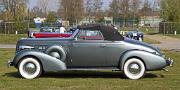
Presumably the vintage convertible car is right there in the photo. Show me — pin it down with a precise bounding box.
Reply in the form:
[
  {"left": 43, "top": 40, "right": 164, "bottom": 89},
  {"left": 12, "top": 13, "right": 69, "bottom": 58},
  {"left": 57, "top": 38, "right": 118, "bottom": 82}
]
[{"left": 8, "top": 24, "right": 173, "bottom": 80}]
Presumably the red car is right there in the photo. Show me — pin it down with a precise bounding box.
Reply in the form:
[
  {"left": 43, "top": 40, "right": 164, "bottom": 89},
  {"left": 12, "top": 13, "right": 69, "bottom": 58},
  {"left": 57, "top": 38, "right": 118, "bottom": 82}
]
[
  {"left": 33, "top": 32, "right": 72, "bottom": 38},
  {"left": 28, "top": 27, "right": 73, "bottom": 38}
]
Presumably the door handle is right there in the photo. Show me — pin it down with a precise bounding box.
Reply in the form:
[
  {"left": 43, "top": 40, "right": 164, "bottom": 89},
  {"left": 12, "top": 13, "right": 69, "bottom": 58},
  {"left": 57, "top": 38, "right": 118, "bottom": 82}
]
[{"left": 100, "top": 44, "right": 106, "bottom": 48}]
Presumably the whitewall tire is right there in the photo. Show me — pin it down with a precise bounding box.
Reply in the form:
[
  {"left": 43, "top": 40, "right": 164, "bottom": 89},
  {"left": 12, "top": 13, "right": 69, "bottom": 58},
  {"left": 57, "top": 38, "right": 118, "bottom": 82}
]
[
  {"left": 123, "top": 58, "right": 145, "bottom": 80},
  {"left": 18, "top": 57, "right": 42, "bottom": 79}
]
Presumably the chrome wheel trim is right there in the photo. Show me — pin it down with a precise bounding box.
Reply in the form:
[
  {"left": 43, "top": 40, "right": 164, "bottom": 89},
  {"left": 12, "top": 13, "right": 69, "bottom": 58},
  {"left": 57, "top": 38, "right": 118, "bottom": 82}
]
[
  {"left": 128, "top": 63, "right": 141, "bottom": 75},
  {"left": 23, "top": 62, "right": 37, "bottom": 75}
]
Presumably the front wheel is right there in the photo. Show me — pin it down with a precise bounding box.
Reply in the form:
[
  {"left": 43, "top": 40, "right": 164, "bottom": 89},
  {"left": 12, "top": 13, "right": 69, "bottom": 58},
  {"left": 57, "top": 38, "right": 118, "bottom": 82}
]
[
  {"left": 123, "top": 58, "right": 145, "bottom": 80},
  {"left": 18, "top": 57, "right": 42, "bottom": 79}
]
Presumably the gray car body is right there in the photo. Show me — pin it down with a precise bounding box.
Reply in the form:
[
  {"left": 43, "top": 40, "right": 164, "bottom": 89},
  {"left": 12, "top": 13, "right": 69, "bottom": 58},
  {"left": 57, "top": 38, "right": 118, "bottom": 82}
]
[{"left": 11, "top": 28, "right": 168, "bottom": 72}]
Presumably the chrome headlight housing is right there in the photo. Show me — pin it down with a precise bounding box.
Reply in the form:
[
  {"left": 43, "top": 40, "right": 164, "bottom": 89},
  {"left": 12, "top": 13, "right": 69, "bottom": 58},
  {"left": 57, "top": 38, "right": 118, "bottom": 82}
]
[{"left": 19, "top": 45, "right": 35, "bottom": 50}]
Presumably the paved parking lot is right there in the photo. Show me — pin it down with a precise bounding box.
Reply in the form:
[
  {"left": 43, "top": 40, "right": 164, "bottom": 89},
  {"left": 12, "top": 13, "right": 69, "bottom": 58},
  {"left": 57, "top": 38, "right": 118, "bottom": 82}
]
[
  {"left": 0, "top": 44, "right": 16, "bottom": 48},
  {"left": 145, "top": 35, "right": 180, "bottom": 51}
]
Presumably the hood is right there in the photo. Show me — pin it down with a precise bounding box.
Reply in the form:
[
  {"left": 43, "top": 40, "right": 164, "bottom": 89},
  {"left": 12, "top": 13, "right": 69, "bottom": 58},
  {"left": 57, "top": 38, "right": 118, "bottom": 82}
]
[{"left": 124, "top": 37, "right": 162, "bottom": 55}]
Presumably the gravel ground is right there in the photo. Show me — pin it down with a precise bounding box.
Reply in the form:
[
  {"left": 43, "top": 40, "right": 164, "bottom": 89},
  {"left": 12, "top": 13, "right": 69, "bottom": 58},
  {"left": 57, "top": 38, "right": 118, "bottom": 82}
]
[
  {"left": 0, "top": 44, "right": 16, "bottom": 48},
  {"left": 145, "top": 35, "right": 180, "bottom": 51}
]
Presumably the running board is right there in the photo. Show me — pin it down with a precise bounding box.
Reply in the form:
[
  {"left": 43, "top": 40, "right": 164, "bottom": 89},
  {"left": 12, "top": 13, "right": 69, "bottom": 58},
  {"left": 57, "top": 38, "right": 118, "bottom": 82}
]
[{"left": 67, "top": 67, "right": 120, "bottom": 71}]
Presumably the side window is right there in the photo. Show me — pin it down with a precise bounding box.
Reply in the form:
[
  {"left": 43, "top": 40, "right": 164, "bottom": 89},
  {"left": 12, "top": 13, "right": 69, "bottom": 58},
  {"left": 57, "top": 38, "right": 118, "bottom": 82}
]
[
  {"left": 77, "top": 30, "right": 104, "bottom": 40},
  {"left": 77, "top": 30, "right": 86, "bottom": 40}
]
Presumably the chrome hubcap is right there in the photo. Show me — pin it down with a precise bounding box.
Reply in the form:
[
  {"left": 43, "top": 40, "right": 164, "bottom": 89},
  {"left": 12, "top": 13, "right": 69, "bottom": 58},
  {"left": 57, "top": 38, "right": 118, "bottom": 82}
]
[
  {"left": 24, "top": 63, "right": 36, "bottom": 75},
  {"left": 128, "top": 63, "right": 141, "bottom": 74}
]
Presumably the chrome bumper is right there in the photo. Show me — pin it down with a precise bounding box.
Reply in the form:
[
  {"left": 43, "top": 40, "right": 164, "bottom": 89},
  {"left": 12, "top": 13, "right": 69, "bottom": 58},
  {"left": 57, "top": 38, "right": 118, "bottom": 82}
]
[
  {"left": 7, "top": 60, "right": 14, "bottom": 67},
  {"left": 166, "top": 58, "right": 173, "bottom": 67}
]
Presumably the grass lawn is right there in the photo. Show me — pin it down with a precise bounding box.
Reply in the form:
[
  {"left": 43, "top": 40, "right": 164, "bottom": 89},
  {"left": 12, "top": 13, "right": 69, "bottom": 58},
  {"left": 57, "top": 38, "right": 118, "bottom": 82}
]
[
  {"left": 0, "top": 34, "right": 27, "bottom": 44},
  {"left": 165, "top": 34, "right": 180, "bottom": 39},
  {"left": 144, "top": 37, "right": 161, "bottom": 44},
  {"left": 0, "top": 48, "right": 180, "bottom": 90}
]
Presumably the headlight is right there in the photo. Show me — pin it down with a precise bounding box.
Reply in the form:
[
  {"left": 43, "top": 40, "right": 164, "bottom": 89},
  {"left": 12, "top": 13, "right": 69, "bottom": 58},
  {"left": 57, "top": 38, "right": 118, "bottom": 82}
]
[{"left": 19, "top": 45, "right": 35, "bottom": 50}]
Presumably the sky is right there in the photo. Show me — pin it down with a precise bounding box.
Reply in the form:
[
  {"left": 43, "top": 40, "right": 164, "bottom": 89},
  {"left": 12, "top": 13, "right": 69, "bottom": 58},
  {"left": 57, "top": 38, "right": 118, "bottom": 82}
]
[
  {"left": 28, "top": 0, "right": 156, "bottom": 11},
  {"left": 28, "top": 0, "right": 59, "bottom": 11}
]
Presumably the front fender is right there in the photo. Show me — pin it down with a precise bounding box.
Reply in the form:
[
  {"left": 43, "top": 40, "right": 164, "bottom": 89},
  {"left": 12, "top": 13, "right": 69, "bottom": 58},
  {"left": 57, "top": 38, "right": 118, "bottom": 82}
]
[
  {"left": 119, "top": 50, "right": 166, "bottom": 71},
  {"left": 13, "top": 50, "right": 67, "bottom": 72}
]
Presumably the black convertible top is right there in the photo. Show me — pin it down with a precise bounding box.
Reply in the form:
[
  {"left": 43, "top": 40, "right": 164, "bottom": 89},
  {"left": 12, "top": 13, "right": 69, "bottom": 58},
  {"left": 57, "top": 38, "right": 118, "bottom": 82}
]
[{"left": 77, "top": 24, "right": 124, "bottom": 41}]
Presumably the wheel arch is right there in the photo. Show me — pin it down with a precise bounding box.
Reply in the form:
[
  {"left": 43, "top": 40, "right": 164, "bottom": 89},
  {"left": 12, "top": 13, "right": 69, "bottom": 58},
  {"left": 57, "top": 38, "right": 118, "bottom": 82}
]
[
  {"left": 13, "top": 50, "right": 67, "bottom": 72},
  {"left": 118, "top": 49, "right": 167, "bottom": 71},
  {"left": 118, "top": 50, "right": 147, "bottom": 70}
]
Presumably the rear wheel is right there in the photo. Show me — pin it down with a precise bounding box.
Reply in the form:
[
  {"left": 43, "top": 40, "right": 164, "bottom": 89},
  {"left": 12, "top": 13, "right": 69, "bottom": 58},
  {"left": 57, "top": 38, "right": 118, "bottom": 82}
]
[
  {"left": 123, "top": 58, "right": 145, "bottom": 80},
  {"left": 18, "top": 57, "right": 42, "bottom": 79}
]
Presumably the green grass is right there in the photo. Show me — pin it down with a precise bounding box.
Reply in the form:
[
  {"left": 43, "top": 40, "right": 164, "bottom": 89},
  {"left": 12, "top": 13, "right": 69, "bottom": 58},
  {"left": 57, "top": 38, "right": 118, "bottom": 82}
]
[
  {"left": 164, "top": 34, "right": 180, "bottom": 39},
  {"left": 0, "top": 34, "right": 27, "bottom": 44},
  {"left": 0, "top": 48, "right": 180, "bottom": 90},
  {"left": 144, "top": 37, "right": 161, "bottom": 44}
]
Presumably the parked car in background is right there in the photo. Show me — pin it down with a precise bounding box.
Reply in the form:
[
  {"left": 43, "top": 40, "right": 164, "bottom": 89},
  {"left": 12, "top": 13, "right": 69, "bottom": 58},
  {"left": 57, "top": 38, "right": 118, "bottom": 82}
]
[
  {"left": 8, "top": 24, "right": 173, "bottom": 80},
  {"left": 126, "top": 29, "right": 144, "bottom": 42},
  {"left": 28, "top": 26, "right": 73, "bottom": 38}
]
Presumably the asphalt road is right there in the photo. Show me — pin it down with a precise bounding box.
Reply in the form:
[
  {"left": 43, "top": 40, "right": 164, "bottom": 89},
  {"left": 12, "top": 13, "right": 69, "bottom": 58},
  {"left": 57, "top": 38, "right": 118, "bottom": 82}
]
[{"left": 0, "top": 44, "right": 16, "bottom": 48}]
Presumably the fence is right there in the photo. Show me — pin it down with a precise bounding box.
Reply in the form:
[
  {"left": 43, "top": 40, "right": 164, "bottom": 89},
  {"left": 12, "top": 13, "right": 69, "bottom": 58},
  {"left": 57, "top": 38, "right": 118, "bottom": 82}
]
[
  {"left": 159, "top": 22, "right": 180, "bottom": 34},
  {"left": 0, "top": 22, "right": 31, "bottom": 34},
  {"left": 0, "top": 21, "right": 70, "bottom": 34}
]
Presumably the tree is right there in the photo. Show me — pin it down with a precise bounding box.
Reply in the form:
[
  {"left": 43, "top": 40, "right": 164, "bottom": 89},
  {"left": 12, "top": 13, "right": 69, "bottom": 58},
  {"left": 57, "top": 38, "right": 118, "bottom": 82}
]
[
  {"left": 141, "top": 0, "right": 152, "bottom": 16},
  {"left": 119, "top": 0, "right": 131, "bottom": 27},
  {"left": 2, "top": 0, "right": 29, "bottom": 16},
  {"left": 160, "top": 0, "right": 180, "bottom": 22},
  {"left": 140, "top": 0, "right": 152, "bottom": 25},
  {"left": 59, "top": 0, "right": 84, "bottom": 25},
  {"left": 92, "top": 0, "right": 103, "bottom": 22},
  {"left": 30, "top": 6, "right": 44, "bottom": 18},
  {"left": 45, "top": 11, "right": 57, "bottom": 26},
  {"left": 109, "top": 0, "right": 121, "bottom": 24},
  {"left": 85, "top": 0, "right": 94, "bottom": 23},
  {"left": 38, "top": 0, "right": 49, "bottom": 16},
  {"left": 130, "top": 0, "right": 141, "bottom": 27},
  {"left": 14, "top": 3, "right": 27, "bottom": 33}
]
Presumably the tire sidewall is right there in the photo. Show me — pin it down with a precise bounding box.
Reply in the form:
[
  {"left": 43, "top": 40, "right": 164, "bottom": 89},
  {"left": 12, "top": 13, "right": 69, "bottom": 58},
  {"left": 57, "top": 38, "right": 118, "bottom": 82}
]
[
  {"left": 18, "top": 57, "right": 42, "bottom": 79},
  {"left": 123, "top": 58, "right": 145, "bottom": 80}
]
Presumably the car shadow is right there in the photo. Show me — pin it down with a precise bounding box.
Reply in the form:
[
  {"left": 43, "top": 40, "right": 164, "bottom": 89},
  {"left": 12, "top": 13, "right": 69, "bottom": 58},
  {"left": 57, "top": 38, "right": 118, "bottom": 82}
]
[{"left": 3, "top": 71, "right": 164, "bottom": 79}]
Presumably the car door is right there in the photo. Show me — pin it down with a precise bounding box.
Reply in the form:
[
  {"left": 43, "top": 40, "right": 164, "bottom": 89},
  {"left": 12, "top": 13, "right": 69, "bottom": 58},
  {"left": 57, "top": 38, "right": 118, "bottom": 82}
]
[
  {"left": 104, "top": 41, "right": 125, "bottom": 67},
  {"left": 69, "top": 30, "right": 107, "bottom": 67}
]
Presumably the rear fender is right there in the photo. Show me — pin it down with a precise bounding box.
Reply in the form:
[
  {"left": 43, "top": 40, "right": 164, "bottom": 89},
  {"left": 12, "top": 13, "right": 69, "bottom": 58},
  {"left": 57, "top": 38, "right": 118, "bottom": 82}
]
[
  {"left": 119, "top": 50, "right": 166, "bottom": 71},
  {"left": 13, "top": 50, "right": 67, "bottom": 72}
]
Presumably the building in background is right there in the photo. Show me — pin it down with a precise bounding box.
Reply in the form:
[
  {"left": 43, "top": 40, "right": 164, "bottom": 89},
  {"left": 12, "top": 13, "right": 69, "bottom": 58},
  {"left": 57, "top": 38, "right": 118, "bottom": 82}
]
[{"left": 139, "top": 11, "right": 162, "bottom": 27}]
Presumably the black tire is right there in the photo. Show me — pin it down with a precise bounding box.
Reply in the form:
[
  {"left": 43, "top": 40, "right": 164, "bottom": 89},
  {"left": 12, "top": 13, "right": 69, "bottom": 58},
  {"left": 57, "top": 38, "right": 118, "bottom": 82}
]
[
  {"left": 18, "top": 57, "right": 42, "bottom": 79},
  {"left": 45, "top": 46, "right": 66, "bottom": 62},
  {"left": 123, "top": 58, "right": 145, "bottom": 80}
]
